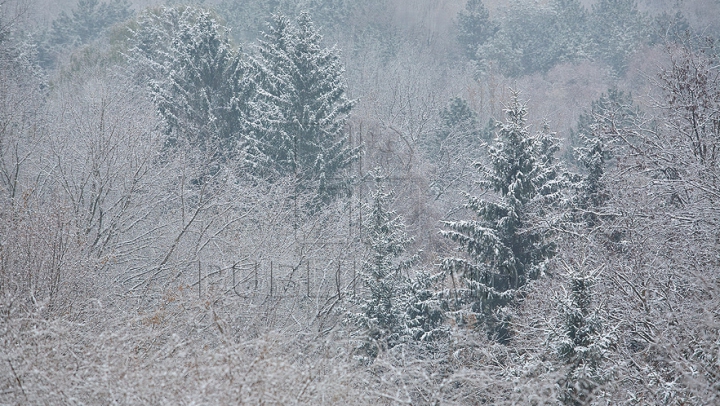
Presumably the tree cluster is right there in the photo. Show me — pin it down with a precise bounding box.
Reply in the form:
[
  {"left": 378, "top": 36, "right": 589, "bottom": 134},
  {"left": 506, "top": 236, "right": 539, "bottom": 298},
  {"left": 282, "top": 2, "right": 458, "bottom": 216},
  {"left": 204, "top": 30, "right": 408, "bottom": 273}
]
[
  {"left": 458, "top": 0, "right": 685, "bottom": 76},
  {"left": 129, "top": 7, "right": 357, "bottom": 204},
  {"left": 2, "top": 0, "right": 720, "bottom": 404}
]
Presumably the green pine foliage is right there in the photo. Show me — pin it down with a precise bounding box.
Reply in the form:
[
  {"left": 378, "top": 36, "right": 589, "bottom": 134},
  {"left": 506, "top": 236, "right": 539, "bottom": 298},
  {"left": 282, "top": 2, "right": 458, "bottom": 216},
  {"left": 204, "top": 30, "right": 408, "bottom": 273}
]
[
  {"left": 573, "top": 133, "right": 608, "bottom": 224},
  {"left": 555, "top": 263, "right": 613, "bottom": 405},
  {"left": 438, "top": 97, "right": 492, "bottom": 143},
  {"left": 130, "top": 6, "right": 250, "bottom": 162},
  {"left": 403, "top": 270, "right": 448, "bottom": 343},
  {"left": 348, "top": 171, "right": 447, "bottom": 358},
  {"left": 571, "top": 88, "right": 639, "bottom": 225},
  {"left": 650, "top": 11, "right": 692, "bottom": 46},
  {"left": 441, "top": 94, "right": 564, "bottom": 343},
  {"left": 247, "top": 12, "right": 358, "bottom": 205},
  {"left": 50, "top": 0, "right": 133, "bottom": 47},
  {"left": 550, "top": 0, "right": 591, "bottom": 63},
  {"left": 217, "top": 0, "right": 362, "bottom": 43},
  {"left": 349, "top": 171, "right": 416, "bottom": 359},
  {"left": 425, "top": 97, "right": 493, "bottom": 200},
  {"left": 459, "top": 0, "right": 658, "bottom": 77},
  {"left": 425, "top": 97, "right": 491, "bottom": 158},
  {"left": 39, "top": 0, "right": 133, "bottom": 67},
  {"left": 468, "top": 0, "right": 588, "bottom": 77},
  {"left": 456, "top": 0, "right": 497, "bottom": 60},
  {"left": 476, "top": 1, "right": 553, "bottom": 76},
  {"left": 589, "top": 0, "right": 649, "bottom": 75}
]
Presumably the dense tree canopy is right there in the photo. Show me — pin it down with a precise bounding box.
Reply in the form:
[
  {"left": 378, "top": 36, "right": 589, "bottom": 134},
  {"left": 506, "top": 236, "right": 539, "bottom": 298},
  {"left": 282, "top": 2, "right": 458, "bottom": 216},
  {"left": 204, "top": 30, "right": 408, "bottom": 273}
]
[{"left": 51, "top": 0, "right": 132, "bottom": 46}]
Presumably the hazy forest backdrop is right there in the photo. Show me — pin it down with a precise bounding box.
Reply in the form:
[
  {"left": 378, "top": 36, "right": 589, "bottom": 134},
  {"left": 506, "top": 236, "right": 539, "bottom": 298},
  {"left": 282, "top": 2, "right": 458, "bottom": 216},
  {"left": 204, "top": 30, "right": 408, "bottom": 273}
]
[{"left": 2, "top": 0, "right": 720, "bottom": 404}]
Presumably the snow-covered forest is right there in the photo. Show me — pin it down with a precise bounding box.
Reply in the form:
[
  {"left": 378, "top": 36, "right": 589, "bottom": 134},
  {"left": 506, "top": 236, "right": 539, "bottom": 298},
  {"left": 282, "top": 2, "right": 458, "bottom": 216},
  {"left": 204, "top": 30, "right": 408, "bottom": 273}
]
[{"left": 2, "top": 0, "right": 720, "bottom": 404}]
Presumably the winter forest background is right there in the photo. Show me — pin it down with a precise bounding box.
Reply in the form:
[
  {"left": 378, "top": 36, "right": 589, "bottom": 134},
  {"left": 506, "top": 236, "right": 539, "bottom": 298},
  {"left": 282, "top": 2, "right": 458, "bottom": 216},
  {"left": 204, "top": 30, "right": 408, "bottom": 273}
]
[{"left": 1, "top": 0, "right": 720, "bottom": 404}]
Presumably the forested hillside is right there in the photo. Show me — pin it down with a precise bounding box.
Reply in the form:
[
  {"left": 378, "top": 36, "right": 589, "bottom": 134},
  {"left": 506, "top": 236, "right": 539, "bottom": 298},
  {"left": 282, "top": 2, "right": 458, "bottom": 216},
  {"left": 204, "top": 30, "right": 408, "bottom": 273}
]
[{"left": 2, "top": 0, "right": 720, "bottom": 404}]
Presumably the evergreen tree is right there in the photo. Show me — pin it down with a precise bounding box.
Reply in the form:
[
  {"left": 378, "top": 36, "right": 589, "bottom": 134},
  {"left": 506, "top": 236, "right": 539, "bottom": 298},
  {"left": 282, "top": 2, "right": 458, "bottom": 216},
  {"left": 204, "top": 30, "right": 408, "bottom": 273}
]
[
  {"left": 478, "top": 0, "right": 588, "bottom": 77},
  {"left": 130, "top": 6, "right": 250, "bottom": 162},
  {"left": 217, "top": 0, "right": 363, "bottom": 43},
  {"left": 556, "top": 262, "right": 612, "bottom": 405},
  {"left": 571, "top": 88, "right": 638, "bottom": 225},
  {"left": 470, "top": 0, "right": 652, "bottom": 77},
  {"left": 438, "top": 97, "right": 492, "bottom": 143},
  {"left": 425, "top": 97, "right": 491, "bottom": 158},
  {"left": 589, "top": 0, "right": 649, "bottom": 75},
  {"left": 441, "top": 94, "right": 564, "bottom": 342},
  {"left": 403, "top": 270, "right": 448, "bottom": 343},
  {"left": 39, "top": 0, "right": 133, "bottom": 67},
  {"left": 456, "top": 0, "right": 497, "bottom": 60},
  {"left": 247, "top": 12, "right": 358, "bottom": 204},
  {"left": 550, "top": 0, "right": 590, "bottom": 62},
  {"left": 573, "top": 133, "right": 608, "bottom": 223},
  {"left": 50, "top": 0, "right": 133, "bottom": 47},
  {"left": 425, "top": 97, "right": 493, "bottom": 200},
  {"left": 349, "top": 170, "right": 415, "bottom": 359},
  {"left": 650, "top": 11, "right": 692, "bottom": 46}
]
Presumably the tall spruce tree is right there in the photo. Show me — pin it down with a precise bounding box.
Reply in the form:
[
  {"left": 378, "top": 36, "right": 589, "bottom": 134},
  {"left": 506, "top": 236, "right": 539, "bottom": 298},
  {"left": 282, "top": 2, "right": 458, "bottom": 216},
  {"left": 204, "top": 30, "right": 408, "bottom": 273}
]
[
  {"left": 441, "top": 94, "right": 563, "bottom": 342},
  {"left": 456, "top": 0, "right": 497, "bottom": 60},
  {"left": 130, "top": 6, "right": 250, "bottom": 162},
  {"left": 349, "top": 170, "right": 415, "bottom": 359},
  {"left": 431, "top": 97, "right": 492, "bottom": 154},
  {"left": 247, "top": 12, "right": 358, "bottom": 205}
]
